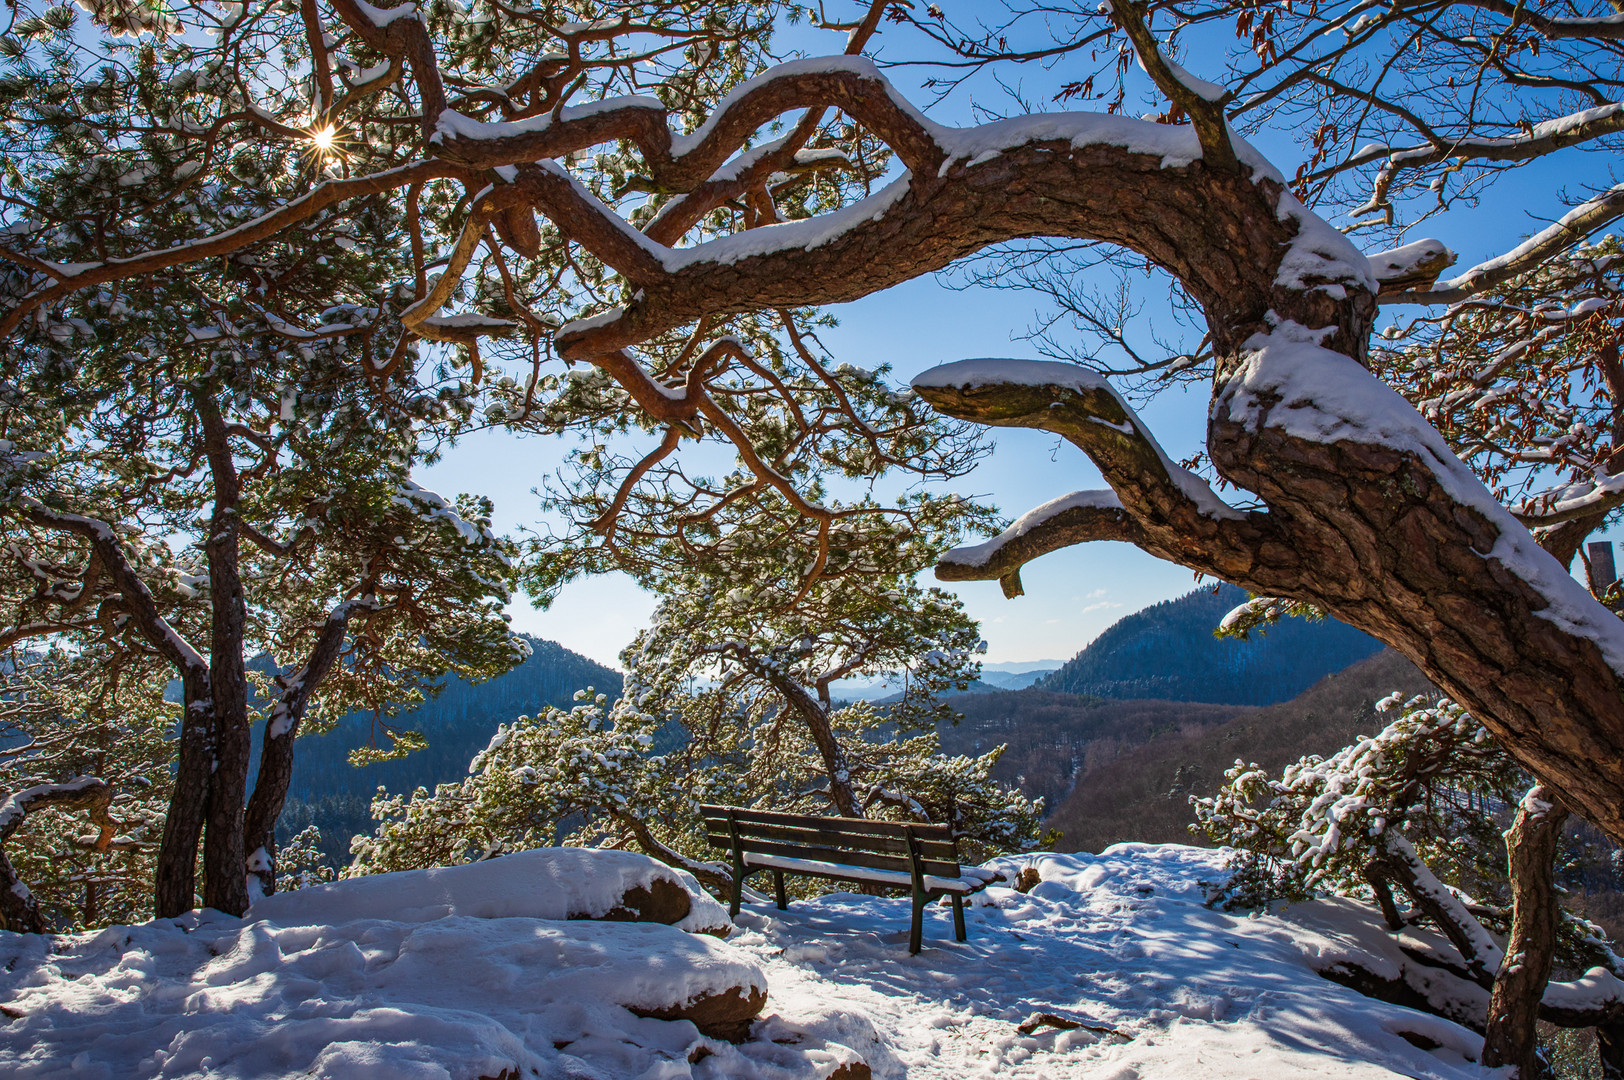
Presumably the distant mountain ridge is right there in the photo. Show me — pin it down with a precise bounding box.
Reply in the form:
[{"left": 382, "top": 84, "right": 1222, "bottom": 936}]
[
  {"left": 1046, "top": 648, "right": 1434, "bottom": 852},
  {"left": 277, "top": 636, "right": 620, "bottom": 860},
  {"left": 1036, "top": 583, "right": 1383, "bottom": 706}
]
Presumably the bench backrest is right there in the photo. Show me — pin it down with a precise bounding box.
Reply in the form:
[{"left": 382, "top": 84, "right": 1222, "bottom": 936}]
[{"left": 698, "top": 804, "right": 962, "bottom": 878}]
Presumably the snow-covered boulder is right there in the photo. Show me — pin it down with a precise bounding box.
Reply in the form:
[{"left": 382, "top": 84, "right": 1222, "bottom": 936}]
[
  {"left": 248, "top": 846, "right": 731, "bottom": 936},
  {"left": 1, "top": 907, "right": 771, "bottom": 1076}
]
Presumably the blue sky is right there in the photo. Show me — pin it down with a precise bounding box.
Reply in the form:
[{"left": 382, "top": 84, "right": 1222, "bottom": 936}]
[{"left": 419, "top": 7, "right": 1617, "bottom": 669}]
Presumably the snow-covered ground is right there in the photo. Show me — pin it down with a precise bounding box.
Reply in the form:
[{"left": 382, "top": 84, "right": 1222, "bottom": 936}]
[{"left": 0, "top": 844, "right": 1501, "bottom": 1079}]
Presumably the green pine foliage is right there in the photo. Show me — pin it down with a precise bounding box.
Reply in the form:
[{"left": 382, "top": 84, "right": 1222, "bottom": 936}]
[
  {"left": 1194, "top": 693, "right": 1624, "bottom": 974},
  {"left": 0, "top": 649, "right": 174, "bottom": 930},
  {"left": 272, "top": 636, "right": 621, "bottom": 864}
]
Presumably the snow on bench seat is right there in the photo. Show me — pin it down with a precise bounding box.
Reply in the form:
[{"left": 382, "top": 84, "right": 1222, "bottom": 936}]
[
  {"left": 700, "top": 804, "right": 1004, "bottom": 953},
  {"left": 740, "top": 852, "right": 995, "bottom": 894}
]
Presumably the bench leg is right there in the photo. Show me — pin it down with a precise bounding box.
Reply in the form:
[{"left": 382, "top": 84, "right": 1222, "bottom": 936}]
[
  {"left": 729, "top": 865, "right": 743, "bottom": 918},
  {"left": 952, "top": 893, "right": 966, "bottom": 942},
  {"left": 773, "top": 869, "right": 787, "bottom": 910},
  {"left": 909, "top": 893, "right": 926, "bottom": 955}
]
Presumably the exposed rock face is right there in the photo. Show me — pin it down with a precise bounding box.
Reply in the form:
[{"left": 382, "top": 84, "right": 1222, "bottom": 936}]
[
  {"left": 588, "top": 876, "right": 690, "bottom": 925},
  {"left": 630, "top": 984, "right": 768, "bottom": 1042}
]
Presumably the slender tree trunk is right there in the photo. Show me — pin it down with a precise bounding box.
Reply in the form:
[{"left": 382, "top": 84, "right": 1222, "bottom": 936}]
[
  {"left": 198, "top": 394, "right": 251, "bottom": 917},
  {"left": 243, "top": 601, "right": 365, "bottom": 895},
  {"left": 768, "top": 675, "right": 861, "bottom": 817},
  {"left": 1483, "top": 785, "right": 1570, "bottom": 1077},
  {"left": 1366, "top": 835, "right": 1501, "bottom": 988},
  {"left": 1601, "top": 1016, "right": 1624, "bottom": 1079}
]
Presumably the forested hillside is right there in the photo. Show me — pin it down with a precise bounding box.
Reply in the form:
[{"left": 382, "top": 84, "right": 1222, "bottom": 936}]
[
  {"left": 1046, "top": 649, "right": 1433, "bottom": 851},
  {"left": 273, "top": 637, "right": 620, "bottom": 862},
  {"left": 1037, "top": 583, "right": 1382, "bottom": 705},
  {"left": 935, "top": 692, "right": 1252, "bottom": 814}
]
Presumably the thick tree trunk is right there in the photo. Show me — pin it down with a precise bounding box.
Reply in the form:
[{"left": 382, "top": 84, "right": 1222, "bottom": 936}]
[
  {"left": 155, "top": 673, "right": 214, "bottom": 918},
  {"left": 1483, "top": 785, "right": 1570, "bottom": 1077},
  {"left": 198, "top": 395, "right": 251, "bottom": 917},
  {"left": 768, "top": 675, "right": 861, "bottom": 817}
]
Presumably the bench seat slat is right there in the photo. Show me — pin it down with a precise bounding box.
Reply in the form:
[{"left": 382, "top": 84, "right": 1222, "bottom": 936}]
[
  {"left": 705, "top": 834, "right": 961, "bottom": 877},
  {"left": 701, "top": 821, "right": 958, "bottom": 860},
  {"left": 739, "top": 852, "right": 986, "bottom": 894}
]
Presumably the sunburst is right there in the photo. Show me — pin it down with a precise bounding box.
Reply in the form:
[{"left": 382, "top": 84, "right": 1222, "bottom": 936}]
[{"left": 302, "top": 124, "right": 349, "bottom": 164}]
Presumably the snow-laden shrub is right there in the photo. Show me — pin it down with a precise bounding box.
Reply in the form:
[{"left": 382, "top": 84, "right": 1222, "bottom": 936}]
[{"left": 1194, "top": 692, "right": 1622, "bottom": 974}]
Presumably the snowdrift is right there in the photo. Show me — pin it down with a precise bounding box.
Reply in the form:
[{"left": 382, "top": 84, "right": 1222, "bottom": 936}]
[
  {"left": 0, "top": 843, "right": 1519, "bottom": 1078},
  {"left": 246, "top": 846, "right": 732, "bottom": 935}
]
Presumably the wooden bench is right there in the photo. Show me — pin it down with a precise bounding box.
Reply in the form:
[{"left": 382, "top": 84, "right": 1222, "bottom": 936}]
[{"left": 699, "top": 804, "right": 1004, "bottom": 954}]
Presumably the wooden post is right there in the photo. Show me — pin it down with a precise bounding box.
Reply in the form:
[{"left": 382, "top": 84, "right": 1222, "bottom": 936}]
[
  {"left": 905, "top": 825, "right": 927, "bottom": 955},
  {"left": 773, "top": 869, "right": 787, "bottom": 910},
  {"left": 726, "top": 808, "right": 745, "bottom": 918}
]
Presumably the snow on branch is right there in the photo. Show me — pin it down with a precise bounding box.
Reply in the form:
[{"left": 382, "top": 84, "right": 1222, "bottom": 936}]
[
  {"left": 0, "top": 777, "right": 115, "bottom": 933},
  {"left": 1367, "top": 239, "right": 1456, "bottom": 295},
  {"left": 430, "top": 56, "right": 945, "bottom": 189},
  {"left": 1514, "top": 470, "right": 1624, "bottom": 527},
  {"left": 1386, "top": 185, "right": 1624, "bottom": 304},
  {"left": 938, "top": 490, "right": 1143, "bottom": 598},
  {"left": 0, "top": 161, "right": 460, "bottom": 340},
  {"left": 12, "top": 501, "right": 206, "bottom": 676},
  {"left": 1458, "top": 0, "right": 1624, "bottom": 41},
  {"left": 1219, "top": 320, "right": 1624, "bottom": 676},
  {"left": 1108, "top": 0, "right": 1238, "bottom": 173},
  {"left": 914, "top": 360, "right": 1259, "bottom": 585},
  {"left": 1352, "top": 104, "right": 1624, "bottom": 224}
]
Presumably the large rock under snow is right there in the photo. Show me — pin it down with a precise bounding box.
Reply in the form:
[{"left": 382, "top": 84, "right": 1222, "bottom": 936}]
[{"left": 247, "top": 847, "right": 731, "bottom": 935}]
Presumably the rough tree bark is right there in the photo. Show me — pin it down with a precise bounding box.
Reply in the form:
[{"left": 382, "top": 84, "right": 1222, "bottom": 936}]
[
  {"left": 196, "top": 393, "right": 251, "bottom": 918},
  {"left": 715, "top": 643, "right": 863, "bottom": 817},
  {"left": 1483, "top": 785, "right": 1570, "bottom": 1076},
  {"left": 11, "top": 480, "right": 368, "bottom": 916}
]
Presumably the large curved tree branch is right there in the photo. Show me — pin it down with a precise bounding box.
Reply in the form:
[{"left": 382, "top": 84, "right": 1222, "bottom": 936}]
[
  {"left": 0, "top": 161, "right": 463, "bottom": 339},
  {"left": 13, "top": 502, "right": 205, "bottom": 677}
]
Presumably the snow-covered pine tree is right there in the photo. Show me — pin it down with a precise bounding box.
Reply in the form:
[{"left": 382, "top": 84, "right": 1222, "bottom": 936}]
[
  {"left": 0, "top": 649, "right": 174, "bottom": 931},
  {"left": 1205, "top": 237, "right": 1624, "bottom": 1075},
  {"left": 1195, "top": 693, "right": 1624, "bottom": 1076},
  {"left": 352, "top": 519, "right": 1048, "bottom": 887},
  {"left": 0, "top": 7, "right": 528, "bottom": 916}
]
